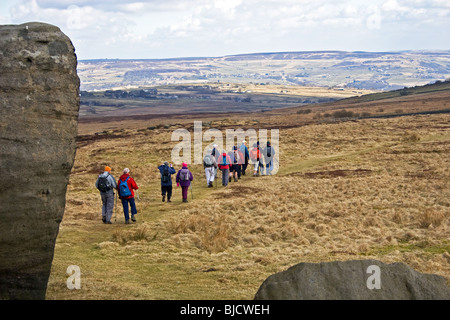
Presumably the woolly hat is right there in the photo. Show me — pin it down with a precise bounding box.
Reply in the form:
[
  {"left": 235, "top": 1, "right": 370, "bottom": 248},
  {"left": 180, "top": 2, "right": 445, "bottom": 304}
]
[
  {"left": 182, "top": 162, "right": 188, "bottom": 168},
  {"left": 105, "top": 166, "right": 111, "bottom": 172}
]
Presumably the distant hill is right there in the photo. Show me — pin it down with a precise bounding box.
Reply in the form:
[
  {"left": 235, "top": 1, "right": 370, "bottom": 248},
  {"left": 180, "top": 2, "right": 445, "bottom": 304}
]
[
  {"left": 283, "top": 78, "right": 450, "bottom": 123},
  {"left": 78, "top": 50, "right": 450, "bottom": 91},
  {"left": 331, "top": 78, "right": 450, "bottom": 105}
]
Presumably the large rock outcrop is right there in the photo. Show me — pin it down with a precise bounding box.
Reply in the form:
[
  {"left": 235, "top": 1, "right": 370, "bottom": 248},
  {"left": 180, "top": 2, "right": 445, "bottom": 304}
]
[
  {"left": 0, "top": 22, "right": 79, "bottom": 299},
  {"left": 254, "top": 259, "right": 450, "bottom": 300}
]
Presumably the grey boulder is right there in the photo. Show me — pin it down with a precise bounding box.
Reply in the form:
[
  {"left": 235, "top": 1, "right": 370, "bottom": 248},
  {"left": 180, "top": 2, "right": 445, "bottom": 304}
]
[
  {"left": 254, "top": 259, "right": 450, "bottom": 300},
  {"left": 0, "top": 22, "right": 79, "bottom": 299}
]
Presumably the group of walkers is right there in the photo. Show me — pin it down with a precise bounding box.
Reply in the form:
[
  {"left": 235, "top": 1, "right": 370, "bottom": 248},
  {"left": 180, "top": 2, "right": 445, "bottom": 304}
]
[
  {"left": 202, "top": 140, "right": 275, "bottom": 187},
  {"left": 95, "top": 141, "right": 275, "bottom": 224}
]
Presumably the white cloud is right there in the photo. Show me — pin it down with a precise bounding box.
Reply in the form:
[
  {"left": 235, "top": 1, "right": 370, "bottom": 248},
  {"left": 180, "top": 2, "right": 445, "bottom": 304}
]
[
  {"left": 3, "top": 0, "right": 450, "bottom": 59},
  {"left": 382, "top": 0, "right": 409, "bottom": 13}
]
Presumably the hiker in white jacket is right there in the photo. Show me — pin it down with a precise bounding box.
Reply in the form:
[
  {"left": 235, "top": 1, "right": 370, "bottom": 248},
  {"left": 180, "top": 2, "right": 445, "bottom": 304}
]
[{"left": 203, "top": 149, "right": 218, "bottom": 187}]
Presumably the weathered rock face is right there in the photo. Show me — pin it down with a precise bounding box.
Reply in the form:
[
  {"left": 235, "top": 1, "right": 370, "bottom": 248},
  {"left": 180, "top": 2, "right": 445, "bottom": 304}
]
[
  {"left": 254, "top": 260, "right": 450, "bottom": 300},
  {"left": 0, "top": 22, "right": 79, "bottom": 299}
]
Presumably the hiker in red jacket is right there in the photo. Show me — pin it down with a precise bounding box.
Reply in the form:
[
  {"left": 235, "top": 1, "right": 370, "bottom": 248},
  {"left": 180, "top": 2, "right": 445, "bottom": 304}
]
[
  {"left": 250, "top": 142, "right": 263, "bottom": 176},
  {"left": 117, "top": 168, "right": 139, "bottom": 224},
  {"left": 217, "top": 151, "right": 232, "bottom": 186}
]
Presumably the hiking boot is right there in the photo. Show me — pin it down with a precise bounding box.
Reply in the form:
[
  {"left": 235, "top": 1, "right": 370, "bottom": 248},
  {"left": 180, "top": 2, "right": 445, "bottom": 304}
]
[
  {"left": 229, "top": 176, "right": 231, "bottom": 183},
  {"left": 125, "top": 219, "right": 130, "bottom": 224},
  {"left": 131, "top": 215, "right": 136, "bottom": 222},
  {"left": 183, "top": 199, "right": 188, "bottom": 203},
  {"left": 102, "top": 217, "right": 106, "bottom": 223},
  {"left": 162, "top": 195, "right": 165, "bottom": 202},
  {"left": 105, "top": 221, "right": 112, "bottom": 224},
  {"left": 168, "top": 197, "right": 171, "bottom": 202}
]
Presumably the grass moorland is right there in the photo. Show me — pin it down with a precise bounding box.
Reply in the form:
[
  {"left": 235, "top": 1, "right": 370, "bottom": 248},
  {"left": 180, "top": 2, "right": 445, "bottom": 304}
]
[{"left": 46, "top": 87, "right": 450, "bottom": 300}]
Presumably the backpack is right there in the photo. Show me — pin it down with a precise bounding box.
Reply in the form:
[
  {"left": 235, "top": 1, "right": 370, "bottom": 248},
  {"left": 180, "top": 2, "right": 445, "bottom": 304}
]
[
  {"left": 204, "top": 155, "right": 213, "bottom": 167},
  {"left": 180, "top": 168, "right": 190, "bottom": 181},
  {"left": 161, "top": 165, "right": 170, "bottom": 183},
  {"left": 233, "top": 151, "right": 240, "bottom": 164},
  {"left": 119, "top": 176, "right": 132, "bottom": 197},
  {"left": 250, "top": 148, "right": 259, "bottom": 161},
  {"left": 97, "top": 174, "right": 111, "bottom": 192}
]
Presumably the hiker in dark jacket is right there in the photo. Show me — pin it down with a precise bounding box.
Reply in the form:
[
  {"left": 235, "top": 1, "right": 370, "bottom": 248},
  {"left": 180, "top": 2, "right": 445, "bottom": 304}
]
[
  {"left": 176, "top": 162, "right": 193, "bottom": 202},
  {"left": 158, "top": 161, "right": 176, "bottom": 202},
  {"left": 117, "top": 168, "right": 139, "bottom": 224},
  {"left": 239, "top": 140, "right": 249, "bottom": 176},
  {"left": 263, "top": 141, "right": 275, "bottom": 175},
  {"left": 229, "top": 146, "right": 244, "bottom": 182},
  {"left": 211, "top": 144, "right": 220, "bottom": 162},
  {"left": 95, "top": 166, "right": 117, "bottom": 224}
]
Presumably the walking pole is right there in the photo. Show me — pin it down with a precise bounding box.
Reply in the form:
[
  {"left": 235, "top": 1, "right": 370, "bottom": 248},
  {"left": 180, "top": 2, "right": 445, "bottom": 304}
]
[
  {"left": 135, "top": 189, "right": 139, "bottom": 213},
  {"left": 136, "top": 189, "right": 142, "bottom": 222},
  {"left": 114, "top": 192, "right": 117, "bottom": 222},
  {"left": 190, "top": 183, "right": 193, "bottom": 200}
]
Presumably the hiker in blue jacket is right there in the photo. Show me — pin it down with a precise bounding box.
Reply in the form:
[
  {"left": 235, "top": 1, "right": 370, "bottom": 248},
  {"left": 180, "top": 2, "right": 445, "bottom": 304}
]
[
  {"left": 117, "top": 168, "right": 139, "bottom": 224},
  {"left": 158, "top": 161, "right": 176, "bottom": 202}
]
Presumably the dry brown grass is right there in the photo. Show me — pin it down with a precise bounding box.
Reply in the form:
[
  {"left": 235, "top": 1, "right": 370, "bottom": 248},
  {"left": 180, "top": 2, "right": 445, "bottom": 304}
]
[{"left": 46, "top": 110, "right": 450, "bottom": 300}]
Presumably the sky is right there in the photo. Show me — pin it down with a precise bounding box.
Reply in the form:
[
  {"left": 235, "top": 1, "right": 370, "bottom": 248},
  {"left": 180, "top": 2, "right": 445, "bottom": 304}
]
[{"left": 1, "top": 0, "right": 449, "bottom": 60}]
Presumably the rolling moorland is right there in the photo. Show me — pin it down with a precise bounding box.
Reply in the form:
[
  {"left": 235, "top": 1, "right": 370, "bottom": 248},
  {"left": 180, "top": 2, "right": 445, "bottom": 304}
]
[
  {"left": 45, "top": 80, "right": 450, "bottom": 299},
  {"left": 79, "top": 83, "right": 376, "bottom": 119}
]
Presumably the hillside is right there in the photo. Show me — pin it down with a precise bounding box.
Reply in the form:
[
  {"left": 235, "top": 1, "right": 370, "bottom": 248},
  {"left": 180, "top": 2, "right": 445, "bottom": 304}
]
[
  {"left": 77, "top": 50, "right": 450, "bottom": 91},
  {"left": 77, "top": 80, "right": 450, "bottom": 136},
  {"left": 46, "top": 80, "right": 450, "bottom": 300},
  {"left": 281, "top": 78, "right": 450, "bottom": 121}
]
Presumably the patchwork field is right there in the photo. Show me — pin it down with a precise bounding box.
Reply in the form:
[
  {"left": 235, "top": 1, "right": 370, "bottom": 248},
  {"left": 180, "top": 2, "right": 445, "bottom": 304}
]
[
  {"left": 46, "top": 84, "right": 450, "bottom": 299},
  {"left": 78, "top": 51, "right": 450, "bottom": 92}
]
